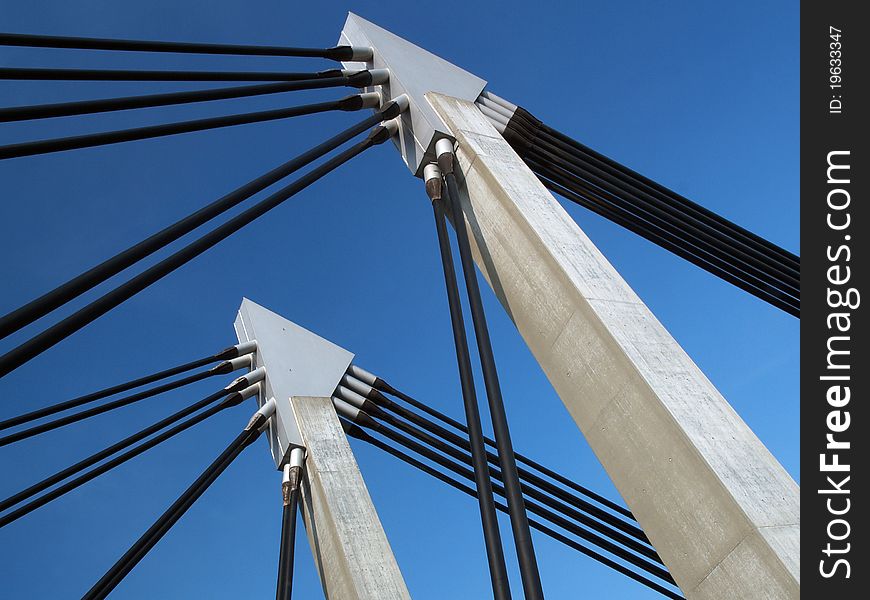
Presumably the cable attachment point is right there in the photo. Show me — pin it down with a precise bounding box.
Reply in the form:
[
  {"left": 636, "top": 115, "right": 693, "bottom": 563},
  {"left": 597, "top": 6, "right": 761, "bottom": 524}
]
[
  {"left": 246, "top": 397, "right": 277, "bottom": 431},
  {"left": 224, "top": 366, "right": 265, "bottom": 392},
  {"left": 210, "top": 354, "right": 252, "bottom": 375},
  {"left": 435, "top": 138, "right": 456, "bottom": 174},
  {"left": 423, "top": 163, "right": 443, "bottom": 202},
  {"left": 216, "top": 339, "right": 257, "bottom": 360},
  {"left": 367, "top": 117, "right": 400, "bottom": 145},
  {"left": 346, "top": 68, "right": 390, "bottom": 88},
  {"left": 338, "top": 91, "right": 382, "bottom": 112},
  {"left": 281, "top": 447, "right": 306, "bottom": 505}
]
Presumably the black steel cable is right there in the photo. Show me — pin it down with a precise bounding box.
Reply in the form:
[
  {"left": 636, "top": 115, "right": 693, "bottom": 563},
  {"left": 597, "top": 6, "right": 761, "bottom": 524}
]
[
  {"left": 0, "top": 371, "right": 258, "bottom": 513},
  {"left": 504, "top": 111, "right": 801, "bottom": 280},
  {"left": 523, "top": 141, "right": 800, "bottom": 295},
  {"left": 81, "top": 408, "right": 269, "bottom": 600},
  {"left": 348, "top": 396, "right": 659, "bottom": 562},
  {"left": 0, "top": 362, "right": 238, "bottom": 447},
  {"left": 275, "top": 501, "right": 298, "bottom": 600},
  {"left": 0, "top": 73, "right": 373, "bottom": 123},
  {"left": 529, "top": 132, "right": 800, "bottom": 285},
  {"left": 0, "top": 345, "right": 240, "bottom": 427},
  {"left": 0, "top": 390, "right": 249, "bottom": 529},
  {"left": 0, "top": 94, "right": 365, "bottom": 160},
  {"left": 430, "top": 194, "right": 512, "bottom": 600},
  {"left": 439, "top": 149, "right": 545, "bottom": 600},
  {"left": 536, "top": 119, "right": 799, "bottom": 269},
  {"left": 500, "top": 113, "right": 800, "bottom": 298},
  {"left": 505, "top": 106, "right": 799, "bottom": 270},
  {"left": 525, "top": 154, "right": 800, "bottom": 313},
  {"left": 367, "top": 375, "right": 635, "bottom": 521},
  {"left": 0, "top": 32, "right": 367, "bottom": 61},
  {"left": 0, "top": 67, "right": 347, "bottom": 81},
  {"left": 348, "top": 388, "right": 652, "bottom": 548},
  {"left": 341, "top": 420, "right": 684, "bottom": 600},
  {"left": 343, "top": 413, "right": 675, "bottom": 586},
  {"left": 529, "top": 159, "right": 800, "bottom": 317},
  {"left": 0, "top": 97, "right": 400, "bottom": 339},
  {"left": 0, "top": 120, "right": 396, "bottom": 377},
  {"left": 488, "top": 103, "right": 802, "bottom": 315},
  {"left": 276, "top": 464, "right": 302, "bottom": 600}
]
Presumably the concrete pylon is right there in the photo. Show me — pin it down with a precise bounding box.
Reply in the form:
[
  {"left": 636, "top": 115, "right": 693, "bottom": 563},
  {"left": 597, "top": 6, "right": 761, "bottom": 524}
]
[
  {"left": 427, "top": 93, "right": 799, "bottom": 598},
  {"left": 233, "top": 299, "right": 410, "bottom": 599},
  {"left": 336, "top": 13, "right": 798, "bottom": 598},
  {"left": 293, "top": 395, "right": 412, "bottom": 600}
]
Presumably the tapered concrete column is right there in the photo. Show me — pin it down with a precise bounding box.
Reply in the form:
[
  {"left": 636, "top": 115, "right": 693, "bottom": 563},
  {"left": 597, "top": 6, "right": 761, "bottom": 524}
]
[
  {"left": 427, "top": 92, "right": 799, "bottom": 599},
  {"left": 291, "top": 396, "right": 411, "bottom": 600}
]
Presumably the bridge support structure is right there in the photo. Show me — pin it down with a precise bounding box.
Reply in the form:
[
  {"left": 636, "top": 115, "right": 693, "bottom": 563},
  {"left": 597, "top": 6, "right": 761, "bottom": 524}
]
[
  {"left": 234, "top": 299, "right": 410, "bottom": 600},
  {"left": 425, "top": 92, "right": 799, "bottom": 599}
]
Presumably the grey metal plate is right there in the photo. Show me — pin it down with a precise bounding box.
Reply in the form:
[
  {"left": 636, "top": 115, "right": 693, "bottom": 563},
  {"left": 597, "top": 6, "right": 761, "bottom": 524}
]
[
  {"left": 234, "top": 298, "right": 354, "bottom": 467},
  {"left": 338, "top": 13, "right": 487, "bottom": 175}
]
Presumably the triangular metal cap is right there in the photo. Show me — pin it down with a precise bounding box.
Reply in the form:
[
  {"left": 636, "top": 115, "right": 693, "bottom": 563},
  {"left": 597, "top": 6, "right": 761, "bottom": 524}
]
[
  {"left": 339, "top": 13, "right": 487, "bottom": 175},
  {"left": 235, "top": 298, "right": 354, "bottom": 467}
]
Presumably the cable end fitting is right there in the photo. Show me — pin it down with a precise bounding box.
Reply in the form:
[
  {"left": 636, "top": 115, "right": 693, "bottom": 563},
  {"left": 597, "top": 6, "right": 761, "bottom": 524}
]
[
  {"left": 359, "top": 91, "right": 382, "bottom": 109},
  {"left": 224, "top": 381, "right": 261, "bottom": 408},
  {"left": 327, "top": 45, "right": 374, "bottom": 62},
  {"left": 225, "top": 366, "right": 265, "bottom": 391},
  {"left": 346, "top": 364, "right": 378, "bottom": 386},
  {"left": 351, "top": 46, "right": 374, "bottom": 61},
  {"left": 380, "top": 94, "right": 409, "bottom": 120},
  {"left": 246, "top": 397, "right": 276, "bottom": 431},
  {"left": 217, "top": 339, "right": 257, "bottom": 360},
  {"left": 281, "top": 447, "right": 305, "bottom": 503},
  {"left": 423, "top": 163, "right": 443, "bottom": 202},
  {"left": 367, "top": 118, "right": 399, "bottom": 145},
  {"left": 338, "top": 91, "right": 381, "bottom": 112},
  {"left": 212, "top": 354, "right": 252, "bottom": 375},
  {"left": 332, "top": 397, "right": 378, "bottom": 429},
  {"left": 368, "top": 68, "right": 390, "bottom": 85},
  {"left": 435, "top": 138, "right": 456, "bottom": 174}
]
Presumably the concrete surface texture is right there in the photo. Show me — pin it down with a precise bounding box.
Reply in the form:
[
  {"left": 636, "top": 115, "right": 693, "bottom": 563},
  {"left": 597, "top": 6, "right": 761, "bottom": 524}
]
[
  {"left": 427, "top": 92, "right": 799, "bottom": 599},
  {"left": 291, "top": 395, "right": 411, "bottom": 600}
]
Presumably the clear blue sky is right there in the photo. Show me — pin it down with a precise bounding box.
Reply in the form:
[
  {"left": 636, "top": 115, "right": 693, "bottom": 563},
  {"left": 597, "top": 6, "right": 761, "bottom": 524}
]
[{"left": 0, "top": 1, "right": 798, "bottom": 598}]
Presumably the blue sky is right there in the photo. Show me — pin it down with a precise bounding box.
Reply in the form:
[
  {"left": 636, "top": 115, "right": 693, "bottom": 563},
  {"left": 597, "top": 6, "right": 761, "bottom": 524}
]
[{"left": 0, "top": 1, "right": 798, "bottom": 598}]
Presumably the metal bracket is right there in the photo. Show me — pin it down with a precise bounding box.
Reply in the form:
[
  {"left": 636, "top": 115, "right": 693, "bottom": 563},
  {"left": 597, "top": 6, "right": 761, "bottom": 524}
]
[
  {"left": 337, "top": 12, "right": 487, "bottom": 177},
  {"left": 234, "top": 298, "right": 354, "bottom": 468}
]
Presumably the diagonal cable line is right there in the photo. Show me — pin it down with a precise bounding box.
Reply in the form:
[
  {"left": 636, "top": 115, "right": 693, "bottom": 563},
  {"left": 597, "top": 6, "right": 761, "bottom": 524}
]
[
  {"left": 477, "top": 92, "right": 801, "bottom": 316},
  {"left": 0, "top": 341, "right": 251, "bottom": 424},
  {"left": 0, "top": 368, "right": 262, "bottom": 514},
  {"left": 479, "top": 93, "right": 799, "bottom": 271},
  {"left": 0, "top": 360, "right": 250, "bottom": 447},
  {"left": 527, "top": 157, "right": 800, "bottom": 312},
  {"left": 0, "top": 384, "right": 261, "bottom": 529},
  {"left": 341, "top": 420, "right": 684, "bottom": 600},
  {"left": 0, "top": 118, "right": 400, "bottom": 377},
  {"left": 0, "top": 32, "right": 372, "bottom": 61},
  {"left": 0, "top": 94, "right": 374, "bottom": 160},
  {"left": 497, "top": 112, "right": 801, "bottom": 304},
  {"left": 438, "top": 141, "right": 545, "bottom": 600},
  {"left": 348, "top": 364, "right": 636, "bottom": 521},
  {"left": 81, "top": 401, "right": 275, "bottom": 600},
  {"left": 336, "top": 382, "right": 652, "bottom": 548},
  {"left": 524, "top": 141, "right": 800, "bottom": 294},
  {"left": 335, "top": 388, "right": 660, "bottom": 563},
  {"left": 532, "top": 162, "right": 800, "bottom": 316},
  {"left": 335, "top": 407, "right": 676, "bottom": 587},
  {"left": 424, "top": 167, "right": 512, "bottom": 600},
  {"left": 537, "top": 118, "right": 800, "bottom": 269},
  {"left": 0, "top": 67, "right": 351, "bottom": 82},
  {"left": 0, "top": 96, "right": 402, "bottom": 339},
  {"left": 0, "top": 73, "right": 375, "bottom": 123}
]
